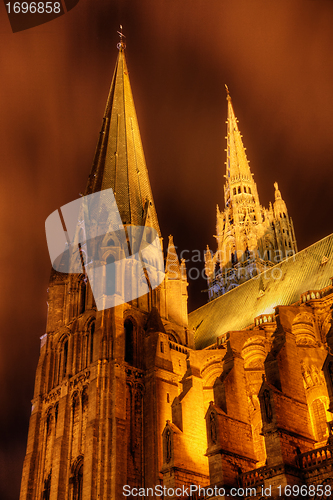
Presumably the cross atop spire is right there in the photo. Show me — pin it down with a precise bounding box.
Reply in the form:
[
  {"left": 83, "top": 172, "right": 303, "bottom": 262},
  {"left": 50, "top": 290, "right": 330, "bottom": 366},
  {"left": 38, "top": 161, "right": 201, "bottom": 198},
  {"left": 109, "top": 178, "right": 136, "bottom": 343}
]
[{"left": 117, "top": 25, "right": 126, "bottom": 50}]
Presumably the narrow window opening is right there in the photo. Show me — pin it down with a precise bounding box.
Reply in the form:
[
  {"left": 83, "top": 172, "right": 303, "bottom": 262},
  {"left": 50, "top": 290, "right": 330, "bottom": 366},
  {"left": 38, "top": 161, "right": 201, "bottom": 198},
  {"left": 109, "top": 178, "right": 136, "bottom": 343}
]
[
  {"left": 244, "top": 186, "right": 247, "bottom": 193},
  {"left": 63, "top": 339, "right": 68, "bottom": 378},
  {"left": 233, "top": 187, "right": 236, "bottom": 195},
  {"left": 73, "top": 464, "right": 83, "bottom": 500},
  {"left": 160, "top": 341, "right": 164, "bottom": 353},
  {"left": 90, "top": 322, "right": 95, "bottom": 364},
  {"left": 124, "top": 319, "right": 134, "bottom": 365},
  {"left": 248, "top": 187, "right": 252, "bottom": 194},
  {"left": 238, "top": 186, "right": 241, "bottom": 194},
  {"left": 43, "top": 473, "right": 51, "bottom": 500},
  {"left": 79, "top": 280, "right": 86, "bottom": 315},
  {"left": 167, "top": 393, "right": 170, "bottom": 403},
  {"left": 106, "top": 255, "right": 116, "bottom": 295}
]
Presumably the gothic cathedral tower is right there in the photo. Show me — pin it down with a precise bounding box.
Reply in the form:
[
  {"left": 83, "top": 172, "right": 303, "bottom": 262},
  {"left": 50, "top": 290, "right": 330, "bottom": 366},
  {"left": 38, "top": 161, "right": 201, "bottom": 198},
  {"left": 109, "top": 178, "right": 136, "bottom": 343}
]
[
  {"left": 205, "top": 89, "right": 297, "bottom": 301},
  {"left": 19, "top": 41, "right": 191, "bottom": 500}
]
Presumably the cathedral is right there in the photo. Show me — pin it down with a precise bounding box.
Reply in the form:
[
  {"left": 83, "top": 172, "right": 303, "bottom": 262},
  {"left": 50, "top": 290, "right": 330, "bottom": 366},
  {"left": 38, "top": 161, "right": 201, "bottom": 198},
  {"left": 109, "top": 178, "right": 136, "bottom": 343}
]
[{"left": 20, "top": 41, "right": 333, "bottom": 500}]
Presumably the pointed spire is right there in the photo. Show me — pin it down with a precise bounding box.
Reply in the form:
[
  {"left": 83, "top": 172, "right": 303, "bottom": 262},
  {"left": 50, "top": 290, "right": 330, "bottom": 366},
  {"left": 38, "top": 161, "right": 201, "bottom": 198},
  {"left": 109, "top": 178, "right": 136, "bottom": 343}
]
[
  {"left": 166, "top": 235, "right": 181, "bottom": 279},
  {"left": 225, "top": 89, "right": 252, "bottom": 183},
  {"left": 274, "top": 182, "right": 282, "bottom": 200},
  {"left": 85, "top": 40, "right": 161, "bottom": 236}
]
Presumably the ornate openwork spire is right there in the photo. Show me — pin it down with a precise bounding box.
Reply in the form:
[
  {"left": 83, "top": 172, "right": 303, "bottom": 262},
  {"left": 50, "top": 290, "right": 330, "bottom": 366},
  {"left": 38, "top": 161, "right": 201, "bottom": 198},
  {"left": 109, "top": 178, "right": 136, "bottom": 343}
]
[
  {"left": 205, "top": 90, "right": 297, "bottom": 301},
  {"left": 225, "top": 89, "right": 252, "bottom": 196}
]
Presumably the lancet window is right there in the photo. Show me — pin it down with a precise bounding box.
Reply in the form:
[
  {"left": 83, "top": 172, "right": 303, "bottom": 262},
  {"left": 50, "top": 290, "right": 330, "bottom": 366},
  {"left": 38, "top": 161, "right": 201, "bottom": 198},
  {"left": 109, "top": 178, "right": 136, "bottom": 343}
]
[
  {"left": 124, "top": 318, "right": 134, "bottom": 365},
  {"left": 106, "top": 254, "right": 116, "bottom": 295}
]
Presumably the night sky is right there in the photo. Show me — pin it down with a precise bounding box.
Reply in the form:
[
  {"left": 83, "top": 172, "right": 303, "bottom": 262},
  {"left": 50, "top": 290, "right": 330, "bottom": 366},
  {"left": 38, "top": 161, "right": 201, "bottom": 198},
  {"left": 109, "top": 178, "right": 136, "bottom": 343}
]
[{"left": 1, "top": 1, "right": 333, "bottom": 498}]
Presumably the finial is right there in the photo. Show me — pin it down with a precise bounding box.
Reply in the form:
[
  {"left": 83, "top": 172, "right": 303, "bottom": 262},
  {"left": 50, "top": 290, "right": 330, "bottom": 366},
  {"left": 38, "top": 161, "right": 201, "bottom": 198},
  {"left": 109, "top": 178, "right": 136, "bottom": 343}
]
[
  {"left": 274, "top": 182, "right": 278, "bottom": 191},
  {"left": 117, "top": 25, "right": 126, "bottom": 50},
  {"left": 225, "top": 84, "right": 230, "bottom": 98}
]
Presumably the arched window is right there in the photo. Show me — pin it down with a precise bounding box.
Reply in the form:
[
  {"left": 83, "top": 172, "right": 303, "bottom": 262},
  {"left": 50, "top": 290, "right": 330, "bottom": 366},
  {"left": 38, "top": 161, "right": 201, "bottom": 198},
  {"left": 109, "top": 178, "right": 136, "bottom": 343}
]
[
  {"left": 310, "top": 399, "right": 328, "bottom": 443},
  {"left": 248, "top": 186, "right": 252, "bottom": 194},
  {"left": 44, "top": 412, "right": 54, "bottom": 479},
  {"left": 233, "top": 187, "right": 236, "bottom": 195},
  {"left": 107, "top": 238, "right": 115, "bottom": 246},
  {"left": 244, "top": 186, "right": 247, "bottom": 193},
  {"left": 124, "top": 319, "right": 134, "bottom": 365},
  {"left": 71, "top": 393, "right": 80, "bottom": 459},
  {"left": 42, "top": 472, "right": 51, "bottom": 500},
  {"left": 238, "top": 186, "right": 241, "bottom": 194},
  {"left": 106, "top": 255, "right": 116, "bottom": 295},
  {"left": 82, "top": 334, "right": 89, "bottom": 370},
  {"left": 62, "top": 339, "right": 68, "bottom": 379},
  {"left": 72, "top": 463, "right": 83, "bottom": 500},
  {"left": 90, "top": 322, "right": 95, "bottom": 364}
]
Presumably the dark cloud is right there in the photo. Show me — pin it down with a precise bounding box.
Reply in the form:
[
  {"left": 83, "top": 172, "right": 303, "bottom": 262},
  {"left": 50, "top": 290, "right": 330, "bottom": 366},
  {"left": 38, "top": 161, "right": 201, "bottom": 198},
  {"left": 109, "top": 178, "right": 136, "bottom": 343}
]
[{"left": 1, "top": 1, "right": 333, "bottom": 498}]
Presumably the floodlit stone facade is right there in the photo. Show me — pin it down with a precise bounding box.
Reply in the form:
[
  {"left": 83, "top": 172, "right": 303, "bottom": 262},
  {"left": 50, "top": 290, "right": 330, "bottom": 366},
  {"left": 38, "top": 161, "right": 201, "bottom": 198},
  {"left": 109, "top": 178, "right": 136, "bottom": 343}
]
[{"left": 20, "top": 44, "right": 333, "bottom": 500}]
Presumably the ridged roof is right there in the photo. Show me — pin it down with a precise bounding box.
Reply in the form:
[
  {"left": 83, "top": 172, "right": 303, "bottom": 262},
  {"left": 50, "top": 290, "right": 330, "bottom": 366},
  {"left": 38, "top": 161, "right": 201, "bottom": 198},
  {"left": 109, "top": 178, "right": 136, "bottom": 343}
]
[
  {"left": 85, "top": 46, "right": 161, "bottom": 236},
  {"left": 189, "top": 233, "right": 333, "bottom": 349}
]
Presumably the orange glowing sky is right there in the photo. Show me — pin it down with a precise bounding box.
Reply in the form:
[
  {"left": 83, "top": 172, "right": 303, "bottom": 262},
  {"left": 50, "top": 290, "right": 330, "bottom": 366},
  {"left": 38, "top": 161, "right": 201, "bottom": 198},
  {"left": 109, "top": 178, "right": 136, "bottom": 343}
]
[{"left": 1, "top": 1, "right": 333, "bottom": 497}]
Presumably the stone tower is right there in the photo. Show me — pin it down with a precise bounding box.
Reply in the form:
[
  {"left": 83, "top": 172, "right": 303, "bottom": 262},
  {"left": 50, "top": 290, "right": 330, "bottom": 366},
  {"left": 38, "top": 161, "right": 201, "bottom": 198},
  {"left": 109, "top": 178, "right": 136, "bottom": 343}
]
[
  {"left": 205, "top": 89, "right": 297, "bottom": 301},
  {"left": 19, "top": 42, "right": 191, "bottom": 500}
]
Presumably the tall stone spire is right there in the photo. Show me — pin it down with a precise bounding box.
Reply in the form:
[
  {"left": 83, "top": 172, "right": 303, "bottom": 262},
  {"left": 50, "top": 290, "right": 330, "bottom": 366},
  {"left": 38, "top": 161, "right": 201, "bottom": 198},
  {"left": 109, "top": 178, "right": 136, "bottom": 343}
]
[
  {"left": 205, "top": 89, "right": 297, "bottom": 301},
  {"left": 85, "top": 43, "right": 161, "bottom": 236},
  {"left": 224, "top": 88, "right": 260, "bottom": 210},
  {"left": 19, "top": 39, "right": 191, "bottom": 500},
  {"left": 224, "top": 88, "right": 255, "bottom": 207}
]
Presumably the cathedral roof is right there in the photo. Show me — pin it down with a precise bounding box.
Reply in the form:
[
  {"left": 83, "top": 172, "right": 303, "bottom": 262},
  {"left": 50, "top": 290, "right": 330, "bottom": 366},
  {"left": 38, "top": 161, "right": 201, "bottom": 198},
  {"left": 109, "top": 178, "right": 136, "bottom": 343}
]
[
  {"left": 190, "top": 233, "right": 333, "bottom": 349},
  {"left": 84, "top": 44, "right": 161, "bottom": 236}
]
